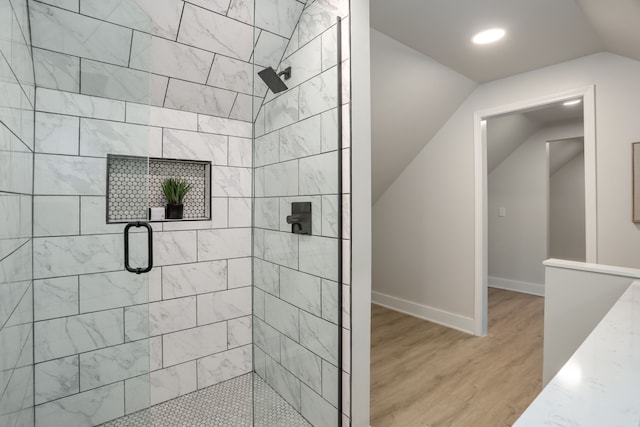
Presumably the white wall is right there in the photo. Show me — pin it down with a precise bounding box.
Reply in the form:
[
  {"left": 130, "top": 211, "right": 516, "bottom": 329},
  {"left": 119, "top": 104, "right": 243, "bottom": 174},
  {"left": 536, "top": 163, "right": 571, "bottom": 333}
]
[
  {"left": 550, "top": 151, "right": 586, "bottom": 261},
  {"left": 373, "top": 52, "right": 640, "bottom": 330},
  {"left": 370, "top": 29, "right": 476, "bottom": 202},
  {"left": 488, "top": 121, "right": 583, "bottom": 289}
]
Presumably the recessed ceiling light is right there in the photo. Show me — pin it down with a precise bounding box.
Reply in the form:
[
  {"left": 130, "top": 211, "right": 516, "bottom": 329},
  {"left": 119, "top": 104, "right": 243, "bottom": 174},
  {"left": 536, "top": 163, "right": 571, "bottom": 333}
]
[
  {"left": 563, "top": 99, "right": 582, "bottom": 106},
  {"left": 472, "top": 28, "right": 506, "bottom": 45}
]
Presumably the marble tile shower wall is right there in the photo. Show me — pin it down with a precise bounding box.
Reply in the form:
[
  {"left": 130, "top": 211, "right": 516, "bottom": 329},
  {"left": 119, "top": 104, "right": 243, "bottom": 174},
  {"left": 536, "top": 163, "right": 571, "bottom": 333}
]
[
  {"left": 25, "top": 0, "right": 306, "bottom": 425},
  {"left": 0, "top": 1, "right": 36, "bottom": 427},
  {"left": 252, "top": 0, "right": 352, "bottom": 426}
]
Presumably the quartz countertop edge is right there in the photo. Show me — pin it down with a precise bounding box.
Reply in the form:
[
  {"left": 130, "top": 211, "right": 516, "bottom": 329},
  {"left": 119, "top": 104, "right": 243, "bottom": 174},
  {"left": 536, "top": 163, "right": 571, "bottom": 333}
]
[{"left": 514, "top": 280, "right": 640, "bottom": 426}]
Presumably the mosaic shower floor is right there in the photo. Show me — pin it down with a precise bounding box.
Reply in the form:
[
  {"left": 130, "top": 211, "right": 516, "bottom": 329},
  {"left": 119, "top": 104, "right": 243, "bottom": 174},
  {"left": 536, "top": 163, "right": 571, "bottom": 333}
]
[{"left": 100, "top": 373, "right": 310, "bottom": 427}]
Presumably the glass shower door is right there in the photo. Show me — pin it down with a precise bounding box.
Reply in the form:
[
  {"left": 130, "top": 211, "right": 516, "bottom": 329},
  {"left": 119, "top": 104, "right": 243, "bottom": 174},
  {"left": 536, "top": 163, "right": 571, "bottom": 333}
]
[{"left": 252, "top": 1, "right": 348, "bottom": 425}]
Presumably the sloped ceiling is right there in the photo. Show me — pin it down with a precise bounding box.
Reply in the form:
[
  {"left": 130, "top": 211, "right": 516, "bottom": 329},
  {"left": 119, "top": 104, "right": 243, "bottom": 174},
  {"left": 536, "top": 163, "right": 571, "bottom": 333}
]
[{"left": 370, "top": 0, "right": 640, "bottom": 202}]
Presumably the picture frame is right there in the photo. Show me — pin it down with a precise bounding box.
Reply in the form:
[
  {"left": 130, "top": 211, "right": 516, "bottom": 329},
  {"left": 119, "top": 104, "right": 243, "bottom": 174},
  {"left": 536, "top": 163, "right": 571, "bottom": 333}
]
[{"left": 633, "top": 142, "right": 640, "bottom": 222}]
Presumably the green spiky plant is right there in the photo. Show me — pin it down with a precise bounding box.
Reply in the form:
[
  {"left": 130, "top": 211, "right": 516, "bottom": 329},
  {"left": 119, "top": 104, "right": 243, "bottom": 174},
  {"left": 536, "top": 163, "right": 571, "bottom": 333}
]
[{"left": 161, "top": 178, "right": 192, "bottom": 205}]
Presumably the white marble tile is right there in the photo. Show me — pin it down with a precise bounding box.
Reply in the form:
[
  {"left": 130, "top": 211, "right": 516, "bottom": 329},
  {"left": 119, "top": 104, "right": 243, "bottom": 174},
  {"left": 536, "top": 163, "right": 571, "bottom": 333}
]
[
  {"left": 0, "top": 281, "right": 29, "bottom": 328},
  {"left": 79, "top": 270, "right": 153, "bottom": 313},
  {"left": 0, "top": 321, "right": 32, "bottom": 371},
  {"left": 80, "top": 117, "right": 162, "bottom": 158},
  {"left": 299, "top": 234, "right": 338, "bottom": 281},
  {"left": 227, "top": 0, "right": 253, "bottom": 24},
  {"left": 254, "top": 345, "right": 267, "bottom": 379},
  {"left": 254, "top": 31, "right": 289, "bottom": 68},
  {"left": 280, "top": 114, "right": 322, "bottom": 161},
  {"left": 253, "top": 288, "right": 266, "bottom": 320},
  {"left": 187, "top": 0, "right": 231, "bottom": 14},
  {"left": 125, "top": 361, "right": 197, "bottom": 414},
  {"left": 35, "top": 112, "right": 79, "bottom": 155},
  {"left": 299, "top": 310, "right": 338, "bottom": 364},
  {"left": 30, "top": 2, "right": 132, "bottom": 67},
  {"left": 126, "top": 103, "right": 198, "bottom": 131},
  {"left": 34, "top": 154, "right": 104, "bottom": 196},
  {"left": 163, "top": 128, "right": 227, "bottom": 164},
  {"left": 228, "top": 136, "right": 252, "bottom": 167},
  {"left": 0, "top": 58, "right": 33, "bottom": 150},
  {"left": 197, "top": 287, "right": 251, "bottom": 325},
  {"left": 265, "top": 87, "right": 299, "bottom": 132},
  {"left": 228, "top": 257, "right": 251, "bottom": 289},
  {"left": 255, "top": 0, "right": 304, "bottom": 38},
  {"left": 34, "top": 309, "right": 124, "bottom": 362},
  {"left": 0, "top": 364, "right": 33, "bottom": 419},
  {"left": 36, "top": 88, "right": 125, "bottom": 121},
  {"left": 281, "top": 36, "right": 322, "bottom": 89},
  {"left": 253, "top": 227, "right": 265, "bottom": 258},
  {"left": 316, "top": 0, "right": 349, "bottom": 19},
  {"left": 34, "top": 355, "right": 79, "bottom": 404},
  {"left": 281, "top": 335, "right": 322, "bottom": 393},
  {"left": 299, "top": 67, "right": 338, "bottom": 120},
  {"left": 263, "top": 160, "right": 298, "bottom": 197},
  {"left": 33, "top": 0, "right": 78, "bottom": 13},
  {"left": 198, "top": 114, "right": 252, "bottom": 138},
  {"left": 228, "top": 198, "right": 251, "bottom": 228},
  {"left": 254, "top": 107, "right": 266, "bottom": 137},
  {"left": 228, "top": 316, "right": 251, "bottom": 348},
  {"left": 254, "top": 317, "right": 280, "bottom": 361},
  {"left": 197, "top": 228, "right": 251, "bottom": 261},
  {"left": 0, "top": 194, "right": 31, "bottom": 240},
  {"left": 255, "top": 131, "right": 280, "bottom": 167},
  {"left": 321, "top": 194, "right": 339, "bottom": 238},
  {"left": 35, "top": 382, "right": 124, "bottom": 427},
  {"left": 265, "top": 355, "right": 301, "bottom": 410},
  {"left": 79, "top": 197, "right": 125, "bottom": 235},
  {"left": 321, "top": 279, "right": 338, "bottom": 324},
  {"left": 299, "top": 1, "right": 337, "bottom": 46},
  {"left": 140, "top": 230, "right": 197, "bottom": 267},
  {"left": 228, "top": 93, "right": 255, "bottom": 122},
  {"left": 129, "top": 31, "right": 213, "bottom": 84},
  {"left": 299, "top": 151, "right": 338, "bottom": 195},
  {"left": 255, "top": 197, "right": 280, "bottom": 230},
  {"left": 162, "top": 323, "right": 227, "bottom": 366},
  {"left": 320, "top": 108, "right": 338, "bottom": 153},
  {"left": 264, "top": 229, "right": 298, "bottom": 269},
  {"left": 165, "top": 79, "right": 237, "bottom": 117},
  {"left": 126, "top": 297, "right": 197, "bottom": 341},
  {"left": 178, "top": 4, "right": 254, "bottom": 61},
  {"left": 162, "top": 260, "right": 227, "bottom": 299},
  {"left": 264, "top": 293, "right": 299, "bottom": 341},
  {"left": 280, "top": 267, "right": 322, "bottom": 316},
  {"left": 33, "top": 48, "right": 79, "bottom": 93},
  {"left": 207, "top": 55, "right": 253, "bottom": 96},
  {"left": 0, "top": 150, "right": 33, "bottom": 195},
  {"left": 0, "top": 240, "right": 32, "bottom": 285},
  {"left": 321, "top": 359, "right": 338, "bottom": 407},
  {"left": 79, "top": 339, "right": 149, "bottom": 390},
  {"left": 81, "top": 0, "right": 184, "bottom": 39},
  {"left": 80, "top": 59, "right": 168, "bottom": 106},
  {"left": 321, "top": 25, "right": 338, "bottom": 71},
  {"left": 33, "top": 234, "right": 121, "bottom": 279},
  {"left": 33, "top": 196, "right": 79, "bottom": 237},
  {"left": 211, "top": 197, "right": 229, "bottom": 229},
  {"left": 283, "top": 24, "right": 299, "bottom": 59},
  {"left": 197, "top": 344, "right": 251, "bottom": 388},
  {"left": 301, "top": 382, "right": 338, "bottom": 427},
  {"left": 253, "top": 258, "right": 279, "bottom": 295},
  {"left": 211, "top": 166, "right": 251, "bottom": 197}
]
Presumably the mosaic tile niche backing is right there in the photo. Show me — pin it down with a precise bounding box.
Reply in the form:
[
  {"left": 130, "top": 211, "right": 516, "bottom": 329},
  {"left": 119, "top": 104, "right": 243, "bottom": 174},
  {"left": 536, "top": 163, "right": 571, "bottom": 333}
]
[{"left": 107, "top": 155, "right": 211, "bottom": 222}]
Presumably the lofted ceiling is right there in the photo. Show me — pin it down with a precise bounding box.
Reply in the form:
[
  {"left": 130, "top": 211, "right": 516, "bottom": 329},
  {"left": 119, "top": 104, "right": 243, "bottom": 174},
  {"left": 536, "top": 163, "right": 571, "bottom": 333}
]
[
  {"left": 370, "top": 0, "right": 640, "bottom": 83},
  {"left": 370, "top": 0, "right": 640, "bottom": 203}
]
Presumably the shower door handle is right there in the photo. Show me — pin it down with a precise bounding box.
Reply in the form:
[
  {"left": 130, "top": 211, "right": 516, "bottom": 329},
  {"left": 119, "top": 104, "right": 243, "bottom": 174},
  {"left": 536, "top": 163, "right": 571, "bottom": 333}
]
[{"left": 124, "top": 222, "right": 153, "bottom": 274}]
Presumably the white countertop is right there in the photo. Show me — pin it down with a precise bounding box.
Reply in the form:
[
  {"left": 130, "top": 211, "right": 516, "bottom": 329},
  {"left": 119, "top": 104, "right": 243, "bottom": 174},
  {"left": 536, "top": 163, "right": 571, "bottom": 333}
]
[{"left": 514, "top": 280, "right": 640, "bottom": 427}]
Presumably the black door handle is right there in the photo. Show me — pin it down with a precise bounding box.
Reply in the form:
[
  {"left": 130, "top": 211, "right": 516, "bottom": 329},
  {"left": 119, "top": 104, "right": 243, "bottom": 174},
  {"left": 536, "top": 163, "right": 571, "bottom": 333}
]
[{"left": 124, "top": 222, "right": 153, "bottom": 274}]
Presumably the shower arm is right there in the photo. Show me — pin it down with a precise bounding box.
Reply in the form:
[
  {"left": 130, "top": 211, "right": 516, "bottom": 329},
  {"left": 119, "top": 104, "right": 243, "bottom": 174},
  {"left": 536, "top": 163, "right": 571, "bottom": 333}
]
[{"left": 278, "top": 67, "right": 292, "bottom": 80}]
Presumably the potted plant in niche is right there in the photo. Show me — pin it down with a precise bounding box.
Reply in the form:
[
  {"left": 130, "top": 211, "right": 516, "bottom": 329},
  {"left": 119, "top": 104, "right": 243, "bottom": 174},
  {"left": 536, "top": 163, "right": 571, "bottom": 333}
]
[{"left": 162, "top": 178, "right": 192, "bottom": 220}]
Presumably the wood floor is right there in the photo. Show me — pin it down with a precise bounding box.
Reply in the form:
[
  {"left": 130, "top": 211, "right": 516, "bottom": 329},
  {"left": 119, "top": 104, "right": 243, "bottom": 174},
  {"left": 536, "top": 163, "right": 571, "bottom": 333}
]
[{"left": 370, "top": 288, "right": 544, "bottom": 427}]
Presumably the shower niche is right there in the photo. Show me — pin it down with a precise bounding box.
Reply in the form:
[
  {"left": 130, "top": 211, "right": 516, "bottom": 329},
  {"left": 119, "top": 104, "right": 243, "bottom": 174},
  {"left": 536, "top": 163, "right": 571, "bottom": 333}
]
[{"left": 106, "top": 154, "right": 212, "bottom": 223}]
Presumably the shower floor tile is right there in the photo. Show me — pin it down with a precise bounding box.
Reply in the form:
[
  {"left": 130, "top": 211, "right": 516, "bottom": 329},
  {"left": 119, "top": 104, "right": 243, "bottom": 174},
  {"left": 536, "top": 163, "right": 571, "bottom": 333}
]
[{"left": 100, "top": 373, "right": 310, "bottom": 427}]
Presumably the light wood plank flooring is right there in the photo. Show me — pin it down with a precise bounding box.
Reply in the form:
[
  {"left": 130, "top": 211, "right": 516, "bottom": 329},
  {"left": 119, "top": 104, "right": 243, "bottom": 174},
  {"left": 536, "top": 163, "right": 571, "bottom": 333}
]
[{"left": 370, "top": 288, "right": 543, "bottom": 427}]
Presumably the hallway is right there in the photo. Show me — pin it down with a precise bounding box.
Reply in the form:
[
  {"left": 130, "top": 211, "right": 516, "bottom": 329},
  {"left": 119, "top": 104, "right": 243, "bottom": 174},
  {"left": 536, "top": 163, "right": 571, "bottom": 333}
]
[{"left": 370, "top": 288, "right": 543, "bottom": 426}]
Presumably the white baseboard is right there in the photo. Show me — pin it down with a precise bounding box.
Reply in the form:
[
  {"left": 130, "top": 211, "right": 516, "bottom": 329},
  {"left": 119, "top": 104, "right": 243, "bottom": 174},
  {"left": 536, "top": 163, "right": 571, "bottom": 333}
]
[
  {"left": 371, "top": 291, "right": 475, "bottom": 335},
  {"left": 488, "top": 276, "right": 545, "bottom": 297}
]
